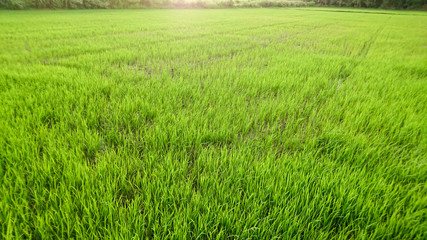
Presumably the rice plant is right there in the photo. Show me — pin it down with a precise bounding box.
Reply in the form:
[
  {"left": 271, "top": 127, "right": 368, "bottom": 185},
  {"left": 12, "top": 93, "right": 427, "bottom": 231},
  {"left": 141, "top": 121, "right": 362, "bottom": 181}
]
[{"left": 1, "top": 8, "right": 426, "bottom": 239}]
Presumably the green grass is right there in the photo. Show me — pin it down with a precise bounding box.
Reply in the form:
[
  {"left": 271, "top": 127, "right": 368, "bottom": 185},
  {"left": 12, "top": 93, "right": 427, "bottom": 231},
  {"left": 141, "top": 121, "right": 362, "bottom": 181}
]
[{"left": 1, "top": 8, "right": 426, "bottom": 239}]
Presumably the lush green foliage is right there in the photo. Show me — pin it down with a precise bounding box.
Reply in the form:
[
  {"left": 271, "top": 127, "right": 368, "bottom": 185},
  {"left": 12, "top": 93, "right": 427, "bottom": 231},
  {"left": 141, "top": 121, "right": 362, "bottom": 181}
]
[
  {"left": 0, "top": 0, "right": 315, "bottom": 9},
  {"left": 309, "top": 0, "right": 426, "bottom": 9},
  {"left": 1, "top": 8, "right": 426, "bottom": 239},
  {"left": 0, "top": 0, "right": 424, "bottom": 9}
]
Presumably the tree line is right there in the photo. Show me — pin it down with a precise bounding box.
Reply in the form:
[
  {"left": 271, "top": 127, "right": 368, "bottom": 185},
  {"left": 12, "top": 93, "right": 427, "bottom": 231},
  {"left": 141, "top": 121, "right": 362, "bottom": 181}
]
[
  {"left": 0, "top": 0, "right": 425, "bottom": 10},
  {"left": 308, "top": 0, "right": 425, "bottom": 8}
]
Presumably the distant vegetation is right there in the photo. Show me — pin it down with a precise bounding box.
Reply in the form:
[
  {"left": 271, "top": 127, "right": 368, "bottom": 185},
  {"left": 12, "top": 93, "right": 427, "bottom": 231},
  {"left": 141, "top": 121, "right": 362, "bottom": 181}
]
[
  {"left": 311, "top": 0, "right": 426, "bottom": 9},
  {"left": 0, "top": 0, "right": 425, "bottom": 9},
  {"left": 0, "top": 0, "right": 311, "bottom": 9}
]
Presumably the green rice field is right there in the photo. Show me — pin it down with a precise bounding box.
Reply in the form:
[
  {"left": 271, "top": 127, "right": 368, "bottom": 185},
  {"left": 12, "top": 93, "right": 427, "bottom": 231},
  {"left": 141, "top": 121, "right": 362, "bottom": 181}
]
[{"left": 1, "top": 8, "right": 426, "bottom": 239}]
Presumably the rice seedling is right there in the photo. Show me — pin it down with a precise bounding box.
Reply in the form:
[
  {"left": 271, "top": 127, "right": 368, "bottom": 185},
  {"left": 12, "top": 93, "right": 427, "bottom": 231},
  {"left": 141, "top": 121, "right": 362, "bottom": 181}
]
[{"left": 1, "top": 8, "right": 426, "bottom": 239}]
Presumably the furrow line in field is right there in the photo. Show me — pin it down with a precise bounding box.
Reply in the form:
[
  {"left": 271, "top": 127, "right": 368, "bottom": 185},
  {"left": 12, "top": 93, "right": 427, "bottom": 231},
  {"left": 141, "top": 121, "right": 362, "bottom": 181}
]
[{"left": 335, "top": 16, "right": 392, "bottom": 90}]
